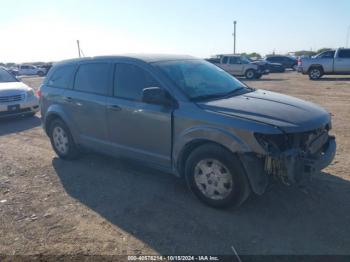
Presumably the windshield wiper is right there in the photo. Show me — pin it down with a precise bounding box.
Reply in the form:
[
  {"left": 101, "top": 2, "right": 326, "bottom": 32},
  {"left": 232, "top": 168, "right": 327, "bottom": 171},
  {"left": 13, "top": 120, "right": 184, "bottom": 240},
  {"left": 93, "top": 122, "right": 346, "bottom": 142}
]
[
  {"left": 190, "top": 93, "right": 228, "bottom": 102},
  {"left": 190, "top": 86, "right": 255, "bottom": 102}
]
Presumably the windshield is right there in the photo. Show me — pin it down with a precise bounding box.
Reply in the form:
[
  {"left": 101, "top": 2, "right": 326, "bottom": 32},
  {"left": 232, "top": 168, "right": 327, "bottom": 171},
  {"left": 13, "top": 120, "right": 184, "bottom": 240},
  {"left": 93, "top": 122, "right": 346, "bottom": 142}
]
[
  {"left": 0, "top": 68, "right": 18, "bottom": 83},
  {"left": 155, "top": 60, "right": 247, "bottom": 100}
]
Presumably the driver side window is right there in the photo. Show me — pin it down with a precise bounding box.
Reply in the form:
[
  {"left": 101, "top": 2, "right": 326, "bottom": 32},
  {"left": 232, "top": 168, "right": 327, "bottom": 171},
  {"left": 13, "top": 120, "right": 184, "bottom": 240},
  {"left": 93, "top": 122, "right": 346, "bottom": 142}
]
[
  {"left": 319, "top": 51, "right": 335, "bottom": 59},
  {"left": 114, "top": 63, "right": 160, "bottom": 101},
  {"left": 229, "top": 57, "right": 240, "bottom": 64}
]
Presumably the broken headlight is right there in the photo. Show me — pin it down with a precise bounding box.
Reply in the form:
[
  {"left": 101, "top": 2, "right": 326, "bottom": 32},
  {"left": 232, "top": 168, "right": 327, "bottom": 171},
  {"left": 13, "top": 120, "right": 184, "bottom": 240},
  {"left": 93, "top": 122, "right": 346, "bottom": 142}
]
[{"left": 254, "top": 133, "right": 292, "bottom": 153}]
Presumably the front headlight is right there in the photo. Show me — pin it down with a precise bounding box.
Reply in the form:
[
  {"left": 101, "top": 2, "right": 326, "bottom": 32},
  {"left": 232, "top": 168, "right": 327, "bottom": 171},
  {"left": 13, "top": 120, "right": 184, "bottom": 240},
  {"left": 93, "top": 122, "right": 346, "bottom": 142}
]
[
  {"left": 254, "top": 133, "right": 292, "bottom": 153},
  {"left": 26, "top": 89, "right": 35, "bottom": 98}
]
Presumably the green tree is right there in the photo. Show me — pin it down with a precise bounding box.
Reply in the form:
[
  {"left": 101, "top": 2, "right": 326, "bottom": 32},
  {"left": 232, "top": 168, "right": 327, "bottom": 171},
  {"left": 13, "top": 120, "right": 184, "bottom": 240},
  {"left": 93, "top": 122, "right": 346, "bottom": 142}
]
[{"left": 316, "top": 48, "right": 332, "bottom": 54}]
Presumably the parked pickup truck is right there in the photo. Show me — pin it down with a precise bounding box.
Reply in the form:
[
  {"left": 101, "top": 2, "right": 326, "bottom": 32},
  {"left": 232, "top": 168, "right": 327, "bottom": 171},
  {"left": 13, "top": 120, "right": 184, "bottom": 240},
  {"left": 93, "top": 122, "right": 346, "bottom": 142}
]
[
  {"left": 206, "top": 55, "right": 269, "bottom": 79},
  {"left": 17, "top": 65, "right": 46, "bottom": 76},
  {"left": 298, "top": 48, "right": 350, "bottom": 80}
]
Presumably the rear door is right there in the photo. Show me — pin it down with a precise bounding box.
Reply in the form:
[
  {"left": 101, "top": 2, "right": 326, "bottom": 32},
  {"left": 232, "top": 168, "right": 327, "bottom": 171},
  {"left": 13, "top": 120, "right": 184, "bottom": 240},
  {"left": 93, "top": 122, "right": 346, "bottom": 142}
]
[
  {"left": 106, "top": 62, "right": 173, "bottom": 167},
  {"left": 334, "top": 49, "right": 350, "bottom": 73},
  {"left": 63, "top": 62, "right": 112, "bottom": 149}
]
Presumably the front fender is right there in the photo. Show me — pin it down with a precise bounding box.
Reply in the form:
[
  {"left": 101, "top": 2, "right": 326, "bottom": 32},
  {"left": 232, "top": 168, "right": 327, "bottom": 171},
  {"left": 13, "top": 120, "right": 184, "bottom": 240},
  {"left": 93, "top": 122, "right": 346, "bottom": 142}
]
[{"left": 173, "top": 125, "right": 250, "bottom": 169}]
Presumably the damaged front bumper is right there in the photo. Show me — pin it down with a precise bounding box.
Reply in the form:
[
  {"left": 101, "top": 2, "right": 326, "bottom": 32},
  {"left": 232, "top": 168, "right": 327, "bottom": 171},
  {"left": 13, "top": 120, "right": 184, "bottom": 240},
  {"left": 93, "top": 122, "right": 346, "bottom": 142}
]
[
  {"left": 265, "top": 136, "right": 336, "bottom": 184},
  {"left": 240, "top": 135, "right": 336, "bottom": 195}
]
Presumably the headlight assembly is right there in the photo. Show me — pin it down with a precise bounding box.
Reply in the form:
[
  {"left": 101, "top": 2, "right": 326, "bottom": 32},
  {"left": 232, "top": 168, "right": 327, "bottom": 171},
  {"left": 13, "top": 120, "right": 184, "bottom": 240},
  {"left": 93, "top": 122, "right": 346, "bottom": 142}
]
[
  {"left": 26, "top": 89, "right": 35, "bottom": 98},
  {"left": 254, "top": 133, "right": 291, "bottom": 153}
]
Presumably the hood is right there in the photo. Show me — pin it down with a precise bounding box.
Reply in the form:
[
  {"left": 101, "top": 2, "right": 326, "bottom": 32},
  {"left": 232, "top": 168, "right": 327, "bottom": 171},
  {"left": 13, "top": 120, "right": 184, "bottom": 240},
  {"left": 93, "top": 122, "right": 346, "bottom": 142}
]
[
  {"left": 198, "top": 89, "right": 330, "bottom": 133},
  {"left": 0, "top": 82, "right": 31, "bottom": 95}
]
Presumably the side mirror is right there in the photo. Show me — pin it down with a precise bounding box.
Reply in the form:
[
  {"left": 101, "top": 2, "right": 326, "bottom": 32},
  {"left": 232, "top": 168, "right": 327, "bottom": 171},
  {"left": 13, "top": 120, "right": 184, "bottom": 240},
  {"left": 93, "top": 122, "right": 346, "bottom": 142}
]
[{"left": 142, "top": 87, "right": 173, "bottom": 106}]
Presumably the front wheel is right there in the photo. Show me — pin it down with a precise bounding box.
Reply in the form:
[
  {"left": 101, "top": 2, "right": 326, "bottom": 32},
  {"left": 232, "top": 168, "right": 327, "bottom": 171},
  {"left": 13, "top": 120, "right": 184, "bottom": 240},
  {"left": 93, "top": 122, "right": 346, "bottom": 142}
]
[
  {"left": 185, "top": 144, "right": 251, "bottom": 208},
  {"left": 245, "top": 69, "right": 256, "bottom": 80}
]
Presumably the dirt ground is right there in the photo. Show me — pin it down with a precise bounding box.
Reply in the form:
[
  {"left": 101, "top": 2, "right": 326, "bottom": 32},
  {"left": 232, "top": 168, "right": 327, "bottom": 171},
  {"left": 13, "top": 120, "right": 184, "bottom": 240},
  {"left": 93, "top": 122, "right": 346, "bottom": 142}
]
[{"left": 0, "top": 72, "right": 350, "bottom": 256}]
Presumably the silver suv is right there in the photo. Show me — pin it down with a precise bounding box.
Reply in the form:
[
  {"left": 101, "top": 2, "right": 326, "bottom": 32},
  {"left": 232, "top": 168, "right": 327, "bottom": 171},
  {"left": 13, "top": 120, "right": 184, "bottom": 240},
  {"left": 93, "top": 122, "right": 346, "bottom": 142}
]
[{"left": 40, "top": 55, "right": 336, "bottom": 208}]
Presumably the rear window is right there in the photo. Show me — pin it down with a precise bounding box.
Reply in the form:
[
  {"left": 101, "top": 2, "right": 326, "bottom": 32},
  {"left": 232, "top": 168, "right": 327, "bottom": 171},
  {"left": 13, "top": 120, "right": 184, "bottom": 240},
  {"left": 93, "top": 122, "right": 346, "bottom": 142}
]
[
  {"left": 74, "top": 63, "right": 110, "bottom": 95},
  {"left": 47, "top": 65, "right": 76, "bottom": 89}
]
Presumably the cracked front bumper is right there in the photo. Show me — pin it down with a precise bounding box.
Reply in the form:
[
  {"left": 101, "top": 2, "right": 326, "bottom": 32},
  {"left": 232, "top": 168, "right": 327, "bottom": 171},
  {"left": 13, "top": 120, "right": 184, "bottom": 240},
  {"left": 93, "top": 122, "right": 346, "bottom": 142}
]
[
  {"left": 240, "top": 136, "right": 336, "bottom": 195},
  {"left": 267, "top": 136, "right": 336, "bottom": 184}
]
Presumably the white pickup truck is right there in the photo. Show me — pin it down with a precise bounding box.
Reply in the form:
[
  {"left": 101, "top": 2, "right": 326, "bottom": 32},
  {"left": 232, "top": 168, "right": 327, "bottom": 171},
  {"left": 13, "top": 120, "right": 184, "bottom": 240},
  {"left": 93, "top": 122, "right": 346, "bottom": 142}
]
[
  {"left": 298, "top": 48, "right": 350, "bottom": 80},
  {"left": 17, "top": 65, "right": 46, "bottom": 76}
]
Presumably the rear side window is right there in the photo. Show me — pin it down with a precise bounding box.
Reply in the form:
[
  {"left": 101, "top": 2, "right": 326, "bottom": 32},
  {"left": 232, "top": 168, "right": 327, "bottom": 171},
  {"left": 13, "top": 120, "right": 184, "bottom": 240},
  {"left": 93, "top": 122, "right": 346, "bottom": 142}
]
[
  {"left": 48, "top": 65, "right": 76, "bottom": 89},
  {"left": 114, "top": 63, "right": 160, "bottom": 101},
  {"left": 74, "top": 63, "right": 110, "bottom": 95},
  {"left": 338, "top": 49, "right": 350, "bottom": 58}
]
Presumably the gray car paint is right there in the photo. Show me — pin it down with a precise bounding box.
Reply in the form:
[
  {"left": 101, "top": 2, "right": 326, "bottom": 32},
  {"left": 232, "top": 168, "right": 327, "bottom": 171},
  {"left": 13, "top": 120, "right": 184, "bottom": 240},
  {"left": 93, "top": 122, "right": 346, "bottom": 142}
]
[{"left": 40, "top": 55, "right": 336, "bottom": 195}]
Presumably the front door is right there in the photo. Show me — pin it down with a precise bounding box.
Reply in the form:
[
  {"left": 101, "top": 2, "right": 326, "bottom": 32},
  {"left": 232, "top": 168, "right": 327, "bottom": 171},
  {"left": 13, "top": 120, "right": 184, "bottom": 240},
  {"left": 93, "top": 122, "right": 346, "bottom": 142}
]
[
  {"left": 334, "top": 49, "right": 350, "bottom": 73},
  {"left": 106, "top": 62, "right": 173, "bottom": 167},
  {"left": 228, "top": 57, "right": 244, "bottom": 75}
]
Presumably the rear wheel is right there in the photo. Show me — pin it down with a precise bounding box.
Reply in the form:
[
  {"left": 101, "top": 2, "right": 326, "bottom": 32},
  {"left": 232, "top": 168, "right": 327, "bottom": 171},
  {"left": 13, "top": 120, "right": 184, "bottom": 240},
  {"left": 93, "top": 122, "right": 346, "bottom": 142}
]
[
  {"left": 309, "top": 67, "right": 323, "bottom": 80},
  {"left": 185, "top": 144, "right": 251, "bottom": 208},
  {"left": 245, "top": 69, "right": 256, "bottom": 79},
  {"left": 49, "top": 119, "right": 79, "bottom": 159}
]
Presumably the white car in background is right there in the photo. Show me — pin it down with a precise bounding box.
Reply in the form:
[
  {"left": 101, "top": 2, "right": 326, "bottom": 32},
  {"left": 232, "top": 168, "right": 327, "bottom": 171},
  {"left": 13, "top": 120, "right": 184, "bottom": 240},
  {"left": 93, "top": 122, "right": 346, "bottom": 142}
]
[
  {"left": 18, "top": 64, "right": 46, "bottom": 76},
  {"left": 0, "top": 67, "right": 39, "bottom": 118}
]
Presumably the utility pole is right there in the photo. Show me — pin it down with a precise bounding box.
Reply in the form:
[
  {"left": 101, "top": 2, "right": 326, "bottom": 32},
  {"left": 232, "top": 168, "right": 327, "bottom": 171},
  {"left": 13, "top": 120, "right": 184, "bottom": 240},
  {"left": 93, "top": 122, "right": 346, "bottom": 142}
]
[
  {"left": 77, "top": 40, "right": 81, "bottom": 58},
  {"left": 346, "top": 25, "right": 350, "bottom": 48},
  {"left": 233, "top": 21, "right": 237, "bottom": 54}
]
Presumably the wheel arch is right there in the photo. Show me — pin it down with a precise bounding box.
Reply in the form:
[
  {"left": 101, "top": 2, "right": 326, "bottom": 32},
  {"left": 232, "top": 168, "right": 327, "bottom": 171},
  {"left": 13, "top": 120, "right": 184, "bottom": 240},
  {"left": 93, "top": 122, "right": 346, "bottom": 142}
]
[
  {"left": 173, "top": 126, "right": 250, "bottom": 177},
  {"left": 44, "top": 106, "right": 78, "bottom": 141},
  {"left": 308, "top": 64, "right": 324, "bottom": 73}
]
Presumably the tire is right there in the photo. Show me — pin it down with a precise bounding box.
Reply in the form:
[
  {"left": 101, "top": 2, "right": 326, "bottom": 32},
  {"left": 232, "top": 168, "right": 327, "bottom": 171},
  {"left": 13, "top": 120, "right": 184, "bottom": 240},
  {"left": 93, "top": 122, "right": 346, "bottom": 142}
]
[
  {"left": 308, "top": 67, "right": 323, "bottom": 80},
  {"left": 49, "top": 119, "right": 79, "bottom": 160},
  {"left": 26, "top": 112, "right": 36, "bottom": 118},
  {"left": 185, "top": 144, "right": 251, "bottom": 209},
  {"left": 37, "top": 71, "right": 45, "bottom": 77},
  {"left": 245, "top": 69, "right": 256, "bottom": 80}
]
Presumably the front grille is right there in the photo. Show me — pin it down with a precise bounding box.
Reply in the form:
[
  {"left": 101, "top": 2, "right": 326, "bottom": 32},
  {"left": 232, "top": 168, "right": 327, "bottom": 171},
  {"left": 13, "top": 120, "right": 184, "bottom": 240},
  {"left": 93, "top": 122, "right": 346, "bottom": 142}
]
[
  {"left": 0, "top": 94, "right": 25, "bottom": 103},
  {"left": 0, "top": 107, "right": 31, "bottom": 117}
]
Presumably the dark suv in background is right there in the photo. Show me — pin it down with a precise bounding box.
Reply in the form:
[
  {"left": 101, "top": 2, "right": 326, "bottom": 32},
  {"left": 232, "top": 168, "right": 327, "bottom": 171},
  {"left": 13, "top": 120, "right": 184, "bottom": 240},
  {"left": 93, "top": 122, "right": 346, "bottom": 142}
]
[
  {"left": 40, "top": 55, "right": 336, "bottom": 208},
  {"left": 265, "top": 55, "right": 298, "bottom": 70}
]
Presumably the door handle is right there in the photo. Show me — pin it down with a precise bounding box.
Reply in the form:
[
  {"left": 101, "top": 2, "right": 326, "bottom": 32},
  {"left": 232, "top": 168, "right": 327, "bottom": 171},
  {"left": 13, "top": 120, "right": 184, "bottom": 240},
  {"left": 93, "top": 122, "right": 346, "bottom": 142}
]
[{"left": 108, "top": 104, "right": 122, "bottom": 111}]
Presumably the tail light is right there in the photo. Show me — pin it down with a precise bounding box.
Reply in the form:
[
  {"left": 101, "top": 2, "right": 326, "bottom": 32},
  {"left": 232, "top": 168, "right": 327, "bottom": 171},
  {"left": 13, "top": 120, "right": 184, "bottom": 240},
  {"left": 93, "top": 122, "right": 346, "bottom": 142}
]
[
  {"left": 297, "top": 58, "right": 302, "bottom": 66},
  {"left": 37, "top": 90, "right": 42, "bottom": 98}
]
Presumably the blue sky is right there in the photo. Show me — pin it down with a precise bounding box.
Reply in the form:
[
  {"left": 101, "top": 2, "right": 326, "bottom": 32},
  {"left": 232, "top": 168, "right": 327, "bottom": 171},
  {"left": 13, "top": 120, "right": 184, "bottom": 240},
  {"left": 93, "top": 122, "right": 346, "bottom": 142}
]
[{"left": 0, "top": 0, "right": 349, "bottom": 62}]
